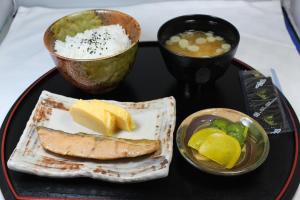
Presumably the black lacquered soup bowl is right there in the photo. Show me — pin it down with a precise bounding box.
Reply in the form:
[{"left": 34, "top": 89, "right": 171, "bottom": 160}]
[{"left": 157, "top": 14, "right": 240, "bottom": 96}]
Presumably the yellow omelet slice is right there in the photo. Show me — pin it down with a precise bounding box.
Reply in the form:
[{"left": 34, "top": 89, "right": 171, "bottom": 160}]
[
  {"left": 88, "top": 100, "right": 135, "bottom": 131},
  {"left": 70, "top": 100, "right": 116, "bottom": 136}
]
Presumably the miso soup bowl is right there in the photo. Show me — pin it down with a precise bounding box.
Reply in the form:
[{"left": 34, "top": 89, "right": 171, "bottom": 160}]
[
  {"left": 44, "top": 9, "right": 141, "bottom": 94},
  {"left": 157, "top": 15, "right": 240, "bottom": 86},
  {"left": 176, "top": 108, "right": 270, "bottom": 176}
]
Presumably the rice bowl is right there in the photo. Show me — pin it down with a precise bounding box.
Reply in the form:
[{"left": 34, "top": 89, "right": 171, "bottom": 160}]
[{"left": 44, "top": 9, "right": 141, "bottom": 94}]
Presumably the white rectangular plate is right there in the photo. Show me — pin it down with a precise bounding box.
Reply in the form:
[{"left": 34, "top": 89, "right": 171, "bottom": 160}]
[{"left": 7, "top": 91, "right": 176, "bottom": 182}]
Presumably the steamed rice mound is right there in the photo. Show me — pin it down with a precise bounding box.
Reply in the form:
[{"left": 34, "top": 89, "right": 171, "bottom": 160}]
[{"left": 54, "top": 24, "right": 131, "bottom": 59}]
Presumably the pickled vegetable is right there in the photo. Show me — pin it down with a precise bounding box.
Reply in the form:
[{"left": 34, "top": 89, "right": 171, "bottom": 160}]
[
  {"left": 188, "top": 128, "right": 226, "bottom": 150},
  {"left": 226, "top": 122, "right": 248, "bottom": 146},
  {"left": 210, "top": 118, "right": 230, "bottom": 132},
  {"left": 188, "top": 117, "right": 249, "bottom": 169},
  {"left": 199, "top": 133, "right": 241, "bottom": 169}
]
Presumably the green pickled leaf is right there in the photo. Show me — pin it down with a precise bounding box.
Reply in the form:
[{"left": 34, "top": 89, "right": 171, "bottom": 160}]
[
  {"left": 210, "top": 118, "right": 230, "bottom": 132},
  {"left": 227, "top": 131, "right": 245, "bottom": 146}
]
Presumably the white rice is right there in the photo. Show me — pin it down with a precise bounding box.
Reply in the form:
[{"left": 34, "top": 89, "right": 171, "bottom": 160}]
[{"left": 54, "top": 24, "right": 131, "bottom": 59}]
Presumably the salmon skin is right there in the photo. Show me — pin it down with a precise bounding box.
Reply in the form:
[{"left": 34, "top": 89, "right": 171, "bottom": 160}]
[{"left": 37, "top": 127, "right": 160, "bottom": 160}]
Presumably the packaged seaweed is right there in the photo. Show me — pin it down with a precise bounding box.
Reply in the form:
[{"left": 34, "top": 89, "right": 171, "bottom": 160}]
[{"left": 239, "top": 70, "right": 292, "bottom": 134}]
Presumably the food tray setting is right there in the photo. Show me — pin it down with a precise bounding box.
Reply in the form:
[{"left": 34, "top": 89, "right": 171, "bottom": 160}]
[{"left": 0, "top": 42, "right": 299, "bottom": 200}]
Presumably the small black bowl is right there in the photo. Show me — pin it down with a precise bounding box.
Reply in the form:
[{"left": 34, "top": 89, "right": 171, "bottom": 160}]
[{"left": 157, "top": 15, "right": 240, "bottom": 96}]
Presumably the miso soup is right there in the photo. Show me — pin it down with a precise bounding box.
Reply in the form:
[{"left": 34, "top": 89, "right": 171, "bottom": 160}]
[{"left": 165, "top": 31, "right": 231, "bottom": 58}]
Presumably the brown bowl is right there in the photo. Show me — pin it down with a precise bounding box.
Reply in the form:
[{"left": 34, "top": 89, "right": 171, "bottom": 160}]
[{"left": 44, "top": 9, "right": 141, "bottom": 94}]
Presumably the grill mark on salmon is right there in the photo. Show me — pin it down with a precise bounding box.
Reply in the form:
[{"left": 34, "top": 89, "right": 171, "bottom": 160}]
[{"left": 37, "top": 127, "right": 160, "bottom": 160}]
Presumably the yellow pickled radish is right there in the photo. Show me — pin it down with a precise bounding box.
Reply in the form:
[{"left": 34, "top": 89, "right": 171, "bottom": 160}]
[
  {"left": 199, "top": 133, "right": 241, "bottom": 169},
  {"left": 188, "top": 128, "right": 226, "bottom": 150}
]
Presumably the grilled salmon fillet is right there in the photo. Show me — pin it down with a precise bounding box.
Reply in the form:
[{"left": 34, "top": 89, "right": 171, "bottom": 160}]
[{"left": 37, "top": 127, "right": 160, "bottom": 160}]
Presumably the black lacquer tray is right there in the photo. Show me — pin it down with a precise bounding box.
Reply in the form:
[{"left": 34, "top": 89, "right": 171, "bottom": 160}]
[{"left": 0, "top": 42, "right": 299, "bottom": 200}]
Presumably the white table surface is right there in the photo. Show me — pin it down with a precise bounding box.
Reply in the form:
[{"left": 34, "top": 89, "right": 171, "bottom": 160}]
[{"left": 0, "top": 1, "right": 299, "bottom": 199}]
